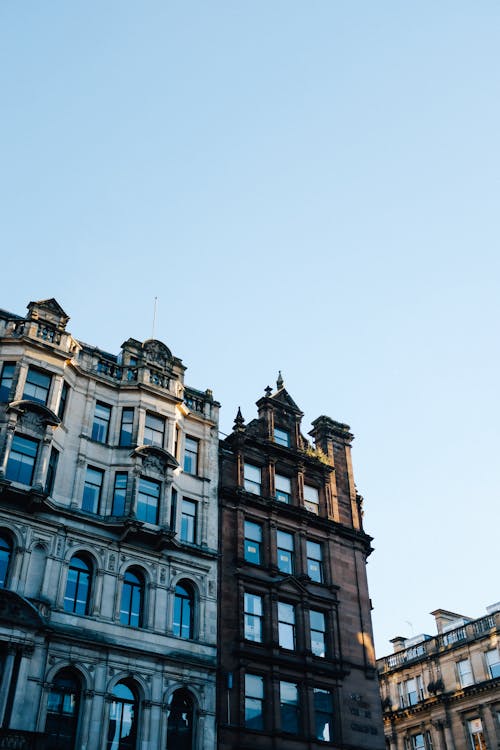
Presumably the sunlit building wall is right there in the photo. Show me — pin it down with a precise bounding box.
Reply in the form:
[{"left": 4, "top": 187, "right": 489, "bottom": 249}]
[
  {"left": 217, "top": 379, "right": 384, "bottom": 749},
  {"left": 0, "top": 298, "right": 219, "bottom": 749},
  {"left": 377, "top": 605, "right": 500, "bottom": 750}
]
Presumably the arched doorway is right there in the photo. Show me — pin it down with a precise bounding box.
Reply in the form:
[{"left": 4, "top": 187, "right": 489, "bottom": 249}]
[{"left": 166, "top": 689, "right": 194, "bottom": 750}]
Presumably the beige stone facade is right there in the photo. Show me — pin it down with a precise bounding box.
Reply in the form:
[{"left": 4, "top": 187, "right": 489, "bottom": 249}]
[
  {"left": 377, "top": 605, "right": 500, "bottom": 750},
  {"left": 0, "top": 298, "right": 219, "bottom": 749}
]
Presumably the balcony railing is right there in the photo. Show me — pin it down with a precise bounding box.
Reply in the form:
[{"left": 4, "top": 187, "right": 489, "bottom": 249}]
[{"left": 379, "top": 612, "right": 500, "bottom": 673}]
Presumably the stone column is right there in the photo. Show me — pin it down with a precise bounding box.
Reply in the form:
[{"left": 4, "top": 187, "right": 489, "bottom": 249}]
[
  {"left": 0, "top": 420, "right": 16, "bottom": 477},
  {"left": 32, "top": 431, "right": 53, "bottom": 488},
  {"left": 0, "top": 647, "right": 17, "bottom": 725}
]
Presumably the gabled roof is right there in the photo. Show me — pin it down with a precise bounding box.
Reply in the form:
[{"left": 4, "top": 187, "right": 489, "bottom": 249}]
[{"left": 28, "top": 298, "right": 69, "bottom": 319}]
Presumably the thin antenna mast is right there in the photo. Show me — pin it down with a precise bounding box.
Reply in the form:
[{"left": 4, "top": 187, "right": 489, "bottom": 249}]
[{"left": 151, "top": 297, "right": 158, "bottom": 340}]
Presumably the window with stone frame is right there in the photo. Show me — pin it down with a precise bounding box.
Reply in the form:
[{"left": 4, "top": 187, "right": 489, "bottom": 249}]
[
  {"left": 23, "top": 367, "right": 51, "bottom": 405},
  {"left": 5, "top": 434, "right": 39, "bottom": 485}
]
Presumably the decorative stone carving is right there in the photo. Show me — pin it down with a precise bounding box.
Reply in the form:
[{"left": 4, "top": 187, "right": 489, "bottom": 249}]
[
  {"left": 109, "top": 554, "right": 116, "bottom": 572},
  {"left": 19, "top": 411, "right": 45, "bottom": 434},
  {"left": 142, "top": 340, "right": 172, "bottom": 368}
]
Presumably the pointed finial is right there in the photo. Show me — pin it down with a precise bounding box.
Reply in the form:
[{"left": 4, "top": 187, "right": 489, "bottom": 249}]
[
  {"left": 264, "top": 385, "right": 272, "bottom": 397},
  {"left": 234, "top": 407, "right": 245, "bottom": 431},
  {"left": 277, "top": 371, "right": 284, "bottom": 390}
]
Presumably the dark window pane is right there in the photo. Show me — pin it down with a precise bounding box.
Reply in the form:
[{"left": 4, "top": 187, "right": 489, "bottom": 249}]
[
  {"left": 119, "top": 408, "right": 134, "bottom": 447},
  {"left": 0, "top": 535, "right": 12, "bottom": 587},
  {"left": 0, "top": 363, "right": 15, "bottom": 402},
  {"left": 112, "top": 473, "right": 128, "bottom": 516}
]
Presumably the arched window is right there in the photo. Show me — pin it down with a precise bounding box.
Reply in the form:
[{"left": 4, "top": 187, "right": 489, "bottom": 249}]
[
  {"left": 44, "top": 669, "right": 81, "bottom": 750},
  {"left": 166, "top": 689, "right": 194, "bottom": 750},
  {"left": 107, "top": 681, "right": 138, "bottom": 750},
  {"left": 0, "top": 533, "right": 13, "bottom": 587},
  {"left": 64, "top": 556, "right": 92, "bottom": 615},
  {"left": 120, "top": 569, "right": 144, "bottom": 627},
  {"left": 172, "top": 582, "right": 194, "bottom": 639}
]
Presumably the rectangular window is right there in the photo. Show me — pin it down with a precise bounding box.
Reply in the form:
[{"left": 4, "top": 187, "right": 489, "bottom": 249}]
[
  {"left": 314, "top": 689, "right": 333, "bottom": 742},
  {"left": 183, "top": 436, "right": 199, "bottom": 475},
  {"left": 144, "top": 412, "right": 165, "bottom": 448},
  {"left": 45, "top": 447, "right": 59, "bottom": 495},
  {"left": 6, "top": 434, "right": 38, "bottom": 485},
  {"left": 278, "top": 601, "right": 296, "bottom": 650},
  {"left": 244, "top": 521, "right": 262, "bottom": 564},
  {"left": 304, "top": 484, "right": 320, "bottom": 514},
  {"left": 119, "top": 408, "right": 134, "bottom": 447},
  {"left": 458, "top": 658, "right": 474, "bottom": 688},
  {"left": 244, "top": 592, "right": 263, "bottom": 642},
  {"left": 91, "top": 402, "right": 111, "bottom": 443},
  {"left": 0, "top": 362, "right": 15, "bottom": 402},
  {"left": 112, "top": 472, "right": 128, "bottom": 515},
  {"left": 274, "top": 427, "right": 290, "bottom": 447},
  {"left": 277, "top": 531, "right": 294, "bottom": 574},
  {"left": 137, "top": 477, "right": 160, "bottom": 524},
  {"left": 306, "top": 540, "right": 323, "bottom": 582},
  {"left": 244, "top": 463, "right": 261, "bottom": 494},
  {"left": 468, "top": 718, "right": 487, "bottom": 750},
  {"left": 245, "top": 674, "right": 264, "bottom": 730},
  {"left": 275, "top": 473, "right": 291, "bottom": 503},
  {"left": 410, "top": 734, "right": 426, "bottom": 750},
  {"left": 180, "top": 499, "right": 197, "bottom": 543},
  {"left": 310, "top": 610, "right": 326, "bottom": 657},
  {"left": 170, "top": 487, "right": 177, "bottom": 529},
  {"left": 23, "top": 367, "right": 51, "bottom": 405},
  {"left": 486, "top": 648, "right": 500, "bottom": 679},
  {"left": 57, "top": 381, "right": 69, "bottom": 420},
  {"left": 280, "top": 681, "right": 299, "bottom": 734},
  {"left": 82, "top": 467, "right": 104, "bottom": 513},
  {"left": 405, "top": 676, "right": 424, "bottom": 706}
]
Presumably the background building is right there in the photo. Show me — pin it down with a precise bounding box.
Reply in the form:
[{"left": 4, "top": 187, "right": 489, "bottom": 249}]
[
  {"left": 377, "top": 604, "right": 500, "bottom": 750},
  {"left": 0, "top": 298, "right": 219, "bottom": 749},
  {"left": 217, "top": 378, "right": 383, "bottom": 750}
]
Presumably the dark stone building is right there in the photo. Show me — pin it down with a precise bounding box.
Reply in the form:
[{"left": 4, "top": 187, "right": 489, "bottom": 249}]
[{"left": 217, "top": 376, "right": 383, "bottom": 750}]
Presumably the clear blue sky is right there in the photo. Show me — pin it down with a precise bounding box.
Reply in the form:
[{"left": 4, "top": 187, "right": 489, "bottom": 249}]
[{"left": 1, "top": 2, "right": 499, "bottom": 655}]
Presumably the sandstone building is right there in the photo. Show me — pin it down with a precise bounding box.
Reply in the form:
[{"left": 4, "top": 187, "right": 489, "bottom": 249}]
[
  {"left": 217, "top": 379, "right": 384, "bottom": 749},
  {"left": 0, "top": 298, "right": 219, "bottom": 749},
  {"left": 377, "top": 604, "right": 500, "bottom": 750}
]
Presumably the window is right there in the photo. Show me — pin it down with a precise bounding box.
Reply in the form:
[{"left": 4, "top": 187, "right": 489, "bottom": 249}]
[
  {"left": 180, "top": 499, "right": 197, "bottom": 543},
  {"left": 183, "top": 436, "right": 199, "bottom": 475},
  {"left": 244, "top": 592, "right": 263, "bottom": 642},
  {"left": 245, "top": 674, "right": 264, "bottom": 730},
  {"left": 57, "top": 382, "right": 69, "bottom": 420},
  {"left": 467, "top": 719, "right": 486, "bottom": 750},
  {"left": 64, "top": 556, "right": 91, "bottom": 615},
  {"left": 45, "top": 669, "right": 81, "bottom": 750},
  {"left": 304, "top": 484, "right": 320, "bottom": 514},
  {"left": 0, "top": 362, "right": 15, "bottom": 402},
  {"left": 306, "top": 540, "right": 323, "bottom": 582},
  {"left": 274, "top": 427, "right": 290, "bottom": 447},
  {"left": 407, "top": 733, "right": 429, "bottom": 750},
  {"left": 280, "top": 681, "right": 299, "bottom": 734},
  {"left": 275, "top": 473, "right": 291, "bottom": 503},
  {"left": 137, "top": 477, "right": 160, "bottom": 524},
  {"left": 120, "top": 569, "right": 144, "bottom": 627},
  {"left": 244, "top": 521, "right": 262, "bottom": 564},
  {"left": 167, "top": 689, "right": 194, "bottom": 748},
  {"left": 277, "top": 531, "right": 294, "bottom": 574},
  {"left": 486, "top": 648, "right": 500, "bottom": 678},
  {"left": 458, "top": 658, "right": 474, "bottom": 688},
  {"left": 45, "top": 447, "right": 59, "bottom": 495},
  {"left": 107, "top": 681, "right": 138, "bottom": 750},
  {"left": 399, "top": 676, "right": 424, "bottom": 706},
  {"left": 144, "top": 412, "right": 165, "bottom": 447},
  {"left": 81, "top": 467, "right": 104, "bottom": 513},
  {"left": 314, "top": 689, "right": 333, "bottom": 741},
  {"left": 23, "top": 367, "right": 51, "bottom": 405},
  {"left": 170, "top": 487, "right": 177, "bottom": 529},
  {"left": 119, "top": 408, "right": 134, "bottom": 447},
  {"left": 310, "top": 610, "right": 326, "bottom": 657},
  {"left": 173, "top": 582, "right": 194, "bottom": 639},
  {"left": 5, "top": 434, "right": 38, "bottom": 484},
  {"left": 112, "top": 473, "right": 128, "bottom": 516},
  {"left": 244, "top": 463, "right": 261, "bottom": 494},
  {"left": 0, "top": 533, "right": 12, "bottom": 587},
  {"left": 91, "top": 402, "right": 111, "bottom": 443},
  {"left": 278, "top": 601, "right": 296, "bottom": 650}
]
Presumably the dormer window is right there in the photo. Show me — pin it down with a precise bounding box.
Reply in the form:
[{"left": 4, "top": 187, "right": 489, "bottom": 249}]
[
  {"left": 274, "top": 427, "right": 290, "bottom": 447},
  {"left": 23, "top": 367, "right": 51, "bottom": 405}
]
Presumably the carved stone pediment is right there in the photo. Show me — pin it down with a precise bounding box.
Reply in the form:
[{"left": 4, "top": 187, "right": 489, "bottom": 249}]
[
  {"left": 0, "top": 589, "right": 45, "bottom": 628},
  {"left": 8, "top": 400, "right": 60, "bottom": 432},
  {"left": 133, "top": 445, "right": 179, "bottom": 474},
  {"left": 142, "top": 339, "right": 172, "bottom": 368},
  {"left": 27, "top": 298, "right": 69, "bottom": 330}
]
